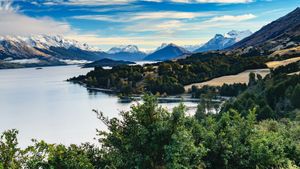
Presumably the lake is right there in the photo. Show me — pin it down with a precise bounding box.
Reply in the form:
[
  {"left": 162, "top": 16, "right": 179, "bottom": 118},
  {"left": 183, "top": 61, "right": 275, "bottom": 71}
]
[{"left": 0, "top": 65, "right": 198, "bottom": 147}]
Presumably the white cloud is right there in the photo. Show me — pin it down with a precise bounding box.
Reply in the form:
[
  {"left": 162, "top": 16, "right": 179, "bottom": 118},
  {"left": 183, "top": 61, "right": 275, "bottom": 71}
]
[
  {"left": 124, "top": 20, "right": 185, "bottom": 35},
  {"left": 207, "top": 14, "right": 256, "bottom": 22},
  {"left": 72, "top": 11, "right": 213, "bottom": 22},
  {"left": 0, "top": 0, "right": 71, "bottom": 36},
  {"left": 131, "top": 11, "right": 208, "bottom": 20},
  {"left": 41, "top": 0, "right": 135, "bottom": 6},
  {"left": 171, "top": 0, "right": 253, "bottom": 3},
  {"left": 35, "top": 0, "right": 254, "bottom": 5}
]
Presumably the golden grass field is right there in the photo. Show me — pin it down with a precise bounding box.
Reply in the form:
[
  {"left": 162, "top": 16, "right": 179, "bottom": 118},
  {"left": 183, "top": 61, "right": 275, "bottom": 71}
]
[
  {"left": 266, "top": 56, "right": 300, "bottom": 69},
  {"left": 184, "top": 53, "right": 300, "bottom": 92},
  {"left": 184, "top": 69, "right": 270, "bottom": 92}
]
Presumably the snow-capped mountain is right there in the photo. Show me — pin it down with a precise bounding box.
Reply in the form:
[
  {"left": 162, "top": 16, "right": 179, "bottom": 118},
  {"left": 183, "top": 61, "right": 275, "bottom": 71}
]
[
  {"left": 225, "top": 30, "right": 253, "bottom": 42},
  {"left": 1, "top": 35, "right": 101, "bottom": 52},
  {"left": 0, "top": 35, "right": 107, "bottom": 63},
  {"left": 107, "top": 45, "right": 147, "bottom": 61},
  {"left": 183, "top": 44, "right": 203, "bottom": 52},
  {"left": 144, "top": 43, "right": 191, "bottom": 61},
  {"left": 107, "top": 45, "right": 140, "bottom": 54},
  {"left": 147, "top": 43, "right": 202, "bottom": 54},
  {"left": 194, "top": 30, "right": 252, "bottom": 52},
  {"left": 155, "top": 43, "right": 169, "bottom": 52}
]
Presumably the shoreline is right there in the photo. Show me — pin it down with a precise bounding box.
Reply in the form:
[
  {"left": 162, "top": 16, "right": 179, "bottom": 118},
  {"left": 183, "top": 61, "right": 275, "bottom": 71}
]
[{"left": 70, "top": 81, "right": 229, "bottom": 104}]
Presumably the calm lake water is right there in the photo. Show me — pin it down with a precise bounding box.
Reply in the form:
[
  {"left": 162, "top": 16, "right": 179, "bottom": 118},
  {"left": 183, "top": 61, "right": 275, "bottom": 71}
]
[{"left": 0, "top": 65, "right": 198, "bottom": 147}]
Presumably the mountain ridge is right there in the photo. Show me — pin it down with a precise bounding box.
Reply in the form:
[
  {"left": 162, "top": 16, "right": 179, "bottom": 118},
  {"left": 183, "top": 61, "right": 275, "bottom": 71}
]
[
  {"left": 194, "top": 30, "right": 252, "bottom": 52},
  {"left": 230, "top": 7, "right": 300, "bottom": 51},
  {"left": 144, "top": 43, "right": 191, "bottom": 61},
  {"left": 0, "top": 35, "right": 106, "bottom": 62}
]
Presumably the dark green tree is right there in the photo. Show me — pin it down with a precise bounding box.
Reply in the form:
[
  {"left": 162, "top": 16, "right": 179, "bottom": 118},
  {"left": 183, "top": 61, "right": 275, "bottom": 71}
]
[
  {"left": 95, "top": 95, "right": 207, "bottom": 168},
  {"left": 291, "top": 84, "right": 300, "bottom": 109},
  {"left": 0, "top": 129, "right": 22, "bottom": 169}
]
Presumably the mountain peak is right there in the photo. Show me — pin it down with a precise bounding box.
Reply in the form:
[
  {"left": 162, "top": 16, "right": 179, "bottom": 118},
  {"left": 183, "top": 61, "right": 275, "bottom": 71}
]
[
  {"left": 145, "top": 43, "right": 190, "bottom": 61},
  {"left": 215, "top": 34, "right": 224, "bottom": 38},
  {"left": 167, "top": 43, "right": 178, "bottom": 47},
  {"left": 194, "top": 30, "right": 252, "bottom": 52},
  {"left": 292, "top": 7, "right": 300, "bottom": 13},
  {"left": 107, "top": 45, "right": 141, "bottom": 54},
  {"left": 154, "top": 43, "right": 169, "bottom": 51},
  {"left": 225, "top": 30, "right": 253, "bottom": 41}
]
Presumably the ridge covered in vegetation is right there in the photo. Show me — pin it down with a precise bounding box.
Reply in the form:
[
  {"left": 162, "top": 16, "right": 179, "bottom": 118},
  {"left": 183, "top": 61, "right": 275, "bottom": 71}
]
[{"left": 69, "top": 53, "right": 268, "bottom": 95}]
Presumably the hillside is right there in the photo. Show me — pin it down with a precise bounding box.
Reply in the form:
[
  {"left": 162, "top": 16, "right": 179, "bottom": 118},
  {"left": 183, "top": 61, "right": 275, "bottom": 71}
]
[
  {"left": 230, "top": 7, "right": 300, "bottom": 54},
  {"left": 144, "top": 43, "right": 191, "bottom": 61}
]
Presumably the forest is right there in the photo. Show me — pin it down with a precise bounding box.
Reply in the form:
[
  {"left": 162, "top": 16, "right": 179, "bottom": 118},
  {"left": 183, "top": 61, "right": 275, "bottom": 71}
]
[{"left": 69, "top": 52, "right": 268, "bottom": 95}]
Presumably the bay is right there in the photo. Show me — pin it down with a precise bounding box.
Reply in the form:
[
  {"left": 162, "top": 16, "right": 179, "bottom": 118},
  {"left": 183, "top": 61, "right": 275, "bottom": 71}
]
[{"left": 0, "top": 65, "right": 198, "bottom": 147}]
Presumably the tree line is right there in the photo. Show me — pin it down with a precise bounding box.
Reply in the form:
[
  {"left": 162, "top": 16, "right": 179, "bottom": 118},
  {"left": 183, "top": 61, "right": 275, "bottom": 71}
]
[{"left": 69, "top": 52, "right": 268, "bottom": 96}]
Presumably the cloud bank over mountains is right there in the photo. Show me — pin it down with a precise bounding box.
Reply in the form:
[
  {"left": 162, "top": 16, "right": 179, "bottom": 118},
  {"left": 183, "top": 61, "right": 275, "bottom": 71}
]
[{"left": 0, "top": 0, "right": 294, "bottom": 50}]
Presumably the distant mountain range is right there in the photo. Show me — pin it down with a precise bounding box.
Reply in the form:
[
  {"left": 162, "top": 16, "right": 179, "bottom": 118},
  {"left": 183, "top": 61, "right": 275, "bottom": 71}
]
[
  {"left": 2, "top": 5, "right": 299, "bottom": 69},
  {"left": 0, "top": 30, "right": 252, "bottom": 67},
  {"left": 0, "top": 35, "right": 108, "bottom": 65},
  {"left": 194, "top": 30, "right": 252, "bottom": 52},
  {"left": 144, "top": 43, "right": 191, "bottom": 61}
]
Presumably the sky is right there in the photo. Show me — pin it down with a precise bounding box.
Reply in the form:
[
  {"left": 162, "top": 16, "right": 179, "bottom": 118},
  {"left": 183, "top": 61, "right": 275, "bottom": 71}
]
[{"left": 0, "top": 0, "right": 299, "bottom": 51}]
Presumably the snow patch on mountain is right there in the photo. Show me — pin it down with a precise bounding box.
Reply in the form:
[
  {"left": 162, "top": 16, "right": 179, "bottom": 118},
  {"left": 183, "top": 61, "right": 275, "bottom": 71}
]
[
  {"left": 183, "top": 44, "right": 203, "bottom": 52},
  {"left": 224, "top": 30, "right": 253, "bottom": 42},
  {"left": 194, "top": 30, "right": 252, "bottom": 52},
  {"left": 0, "top": 35, "right": 101, "bottom": 52},
  {"left": 107, "top": 45, "right": 141, "bottom": 54}
]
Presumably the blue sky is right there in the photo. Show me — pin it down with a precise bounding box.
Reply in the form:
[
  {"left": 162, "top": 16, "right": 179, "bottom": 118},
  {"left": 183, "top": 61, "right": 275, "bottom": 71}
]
[{"left": 0, "top": 0, "right": 299, "bottom": 51}]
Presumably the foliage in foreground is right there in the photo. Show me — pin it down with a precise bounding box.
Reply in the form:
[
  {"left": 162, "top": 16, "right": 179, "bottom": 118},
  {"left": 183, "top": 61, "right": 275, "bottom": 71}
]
[
  {"left": 222, "top": 73, "right": 300, "bottom": 121},
  {"left": 1, "top": 95, "right": 300, "bottom": 169}
]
